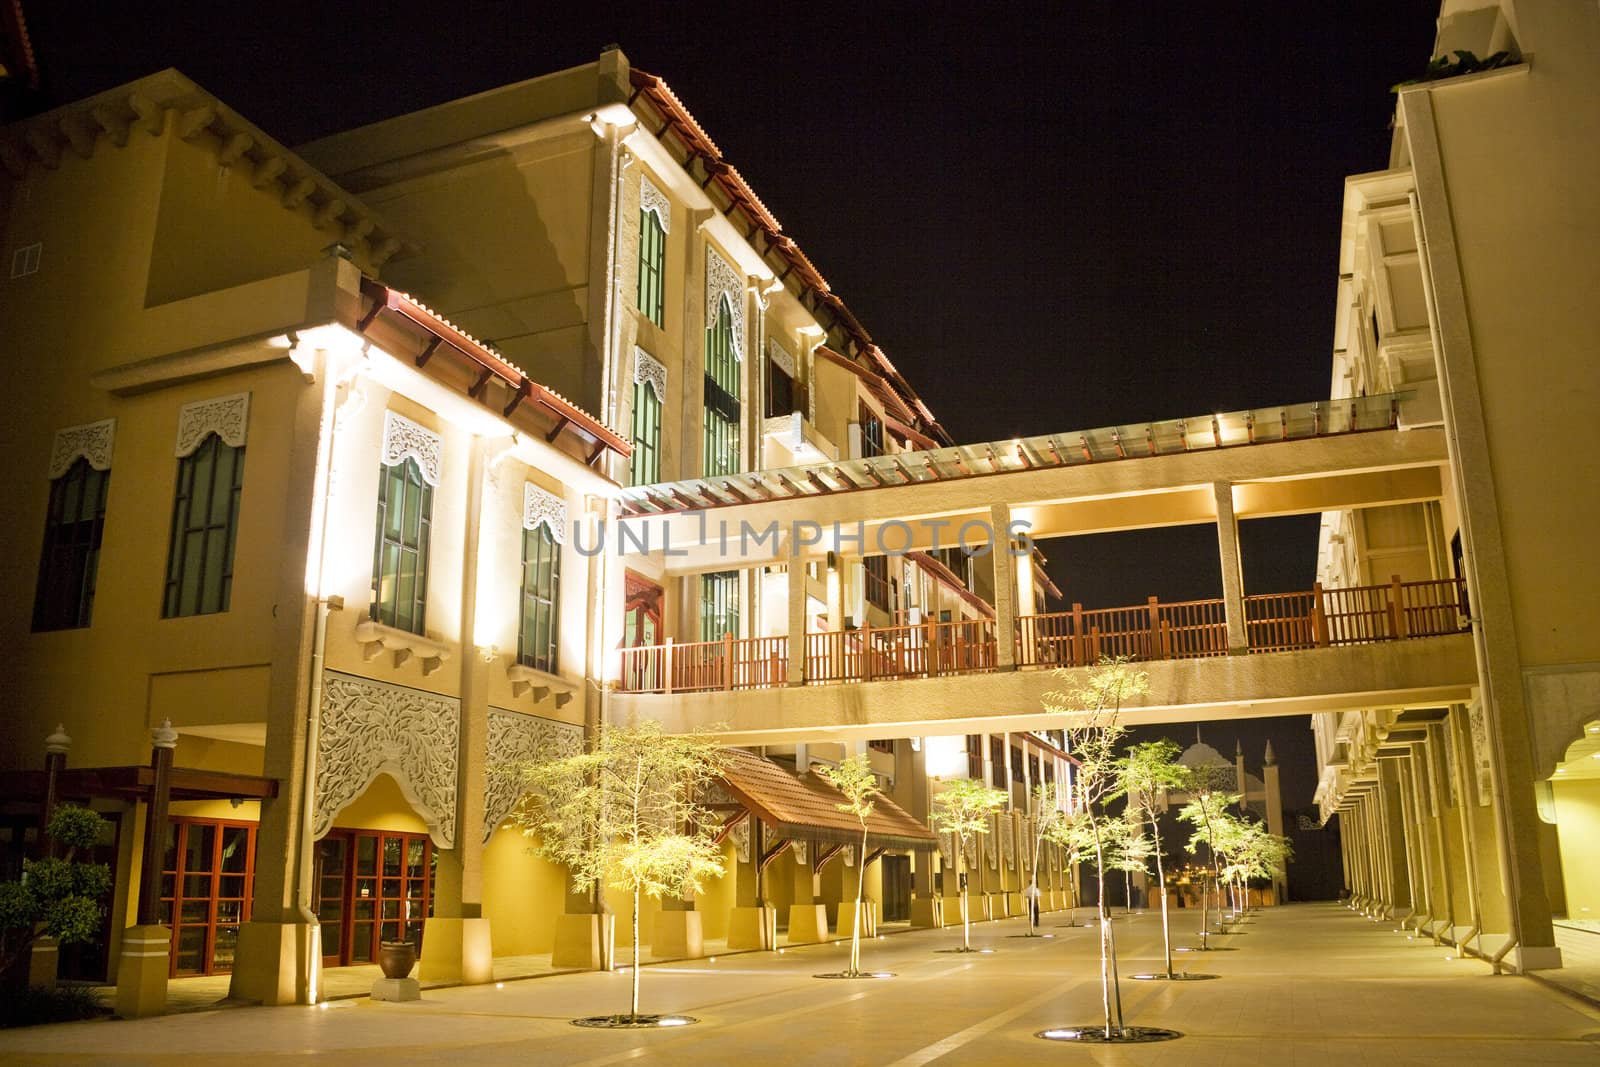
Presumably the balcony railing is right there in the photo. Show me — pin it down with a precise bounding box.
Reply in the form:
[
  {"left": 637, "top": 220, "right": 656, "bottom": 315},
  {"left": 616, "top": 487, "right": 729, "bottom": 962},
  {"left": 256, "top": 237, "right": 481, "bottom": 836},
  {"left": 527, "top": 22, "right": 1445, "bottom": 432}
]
[{"left": 614, "top": 577, "right": 1469, "bottom": 693}]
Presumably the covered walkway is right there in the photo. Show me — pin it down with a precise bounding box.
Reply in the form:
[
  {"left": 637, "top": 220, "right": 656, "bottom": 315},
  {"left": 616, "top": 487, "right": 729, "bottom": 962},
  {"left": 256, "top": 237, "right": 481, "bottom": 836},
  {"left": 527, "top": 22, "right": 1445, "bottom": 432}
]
[{"left": 13, "top": 904, "right": 1598, "bottom": 1064}]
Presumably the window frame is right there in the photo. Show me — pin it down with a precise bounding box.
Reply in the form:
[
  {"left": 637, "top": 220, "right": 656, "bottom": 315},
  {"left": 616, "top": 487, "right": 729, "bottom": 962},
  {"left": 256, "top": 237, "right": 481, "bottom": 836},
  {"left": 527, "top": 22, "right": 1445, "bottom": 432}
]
[
  {"left": 629, "top": 377, "right": 661, "bottom": 485},
  {"left": 637, "top": 207, "right": 666, "bottom": 327},
  {"left": 703, "top": 295, "right": 741, "bottom": 478},
  {"left": 517, "top": 524, "right": 561, "bottom": 674},
  {"left": 700, "top": 570, "right": 740, "bottom": 642},
  {"left": 162, "top": 433, "right": 245, "bottom": 619},
  {"left": 33, "top": 457, "right": 110, "bottom": 631},
  {"left": 370, "top": 455, "right": 434, "bottom": 635}
]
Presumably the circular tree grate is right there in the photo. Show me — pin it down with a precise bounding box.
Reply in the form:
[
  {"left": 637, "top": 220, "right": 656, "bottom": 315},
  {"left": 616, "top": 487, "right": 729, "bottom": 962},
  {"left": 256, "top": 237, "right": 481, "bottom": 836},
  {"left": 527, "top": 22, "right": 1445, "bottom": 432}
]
[
  {"left": 572, "top": 1014, "right": 698, "bottom": 1029},
  {"left": 1037, "top": 1025, "right": 1184, "bottom": 1044},
  {"left": 814, "top": 971, "right": 895, "bottom": 980},
  {"left": 1129, "top": 972, "right": 1220, "bottom": 981}
]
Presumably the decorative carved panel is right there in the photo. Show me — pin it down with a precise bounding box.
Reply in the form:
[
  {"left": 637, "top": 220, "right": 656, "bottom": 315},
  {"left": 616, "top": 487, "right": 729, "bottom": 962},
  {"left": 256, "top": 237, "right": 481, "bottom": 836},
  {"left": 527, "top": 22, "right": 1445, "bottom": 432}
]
[
  {"left": 633, "top": 347, "right": 666, "bottom": 402},
  {"left": 730, "top": 820, "right": 751, "bottom": 864},
  {"left": 381, "top": 410, "right": 442, "bottom": 486},
  {"left": 48, "top": 418, "right": 115, "bottom": 478},
  {"left": 767, "top": 338, "right": 795, "bottom": 378},
  {"left": 640, "top": 174, "right": 671, "bottom": 232},
  {"left": 1467, "top": 700, "right": 1493, "bottom": 806},
  {"left": 705, "top": 246, "right": 745, "bottom": 360},
  {"left": 176, "top": 393, "right": 250, "bottom": 457},
  {"left": 482, "top": 708, "right": 582, "bottom": 843},
  {"left": 315, "top": 671, "right": 459, "bottom": 848},
  {"left": 522, "top": 482, "right": 568, "bottom": 545}
]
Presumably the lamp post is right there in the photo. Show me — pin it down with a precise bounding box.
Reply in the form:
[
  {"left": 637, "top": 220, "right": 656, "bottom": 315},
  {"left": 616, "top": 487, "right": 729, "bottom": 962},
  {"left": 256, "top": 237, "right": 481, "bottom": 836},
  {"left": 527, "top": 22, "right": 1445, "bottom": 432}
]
[{"left": 42, "top": 724, "right": 71, "bottom": 857}]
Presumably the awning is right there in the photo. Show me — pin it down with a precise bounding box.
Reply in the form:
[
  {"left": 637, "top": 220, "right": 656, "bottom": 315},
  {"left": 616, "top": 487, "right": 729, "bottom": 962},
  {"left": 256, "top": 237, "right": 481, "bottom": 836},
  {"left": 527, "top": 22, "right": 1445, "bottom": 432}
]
[{"left": 718, "top": 748, "right": 938, "bottom": 853}]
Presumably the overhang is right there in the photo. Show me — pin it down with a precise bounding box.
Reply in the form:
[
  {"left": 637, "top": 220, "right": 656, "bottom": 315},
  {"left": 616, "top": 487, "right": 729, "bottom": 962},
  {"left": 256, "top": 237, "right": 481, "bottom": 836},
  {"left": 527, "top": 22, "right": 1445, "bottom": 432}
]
[{"left": 718, "top": 748, "right": 937, "bottom": 852}]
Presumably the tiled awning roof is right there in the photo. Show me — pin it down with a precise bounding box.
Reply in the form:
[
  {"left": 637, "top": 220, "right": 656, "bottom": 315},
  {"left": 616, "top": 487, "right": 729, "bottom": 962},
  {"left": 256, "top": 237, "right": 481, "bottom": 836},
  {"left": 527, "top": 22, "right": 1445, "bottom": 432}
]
[{"left": 719, "top": 748, "right": 937, "bottom": 852}]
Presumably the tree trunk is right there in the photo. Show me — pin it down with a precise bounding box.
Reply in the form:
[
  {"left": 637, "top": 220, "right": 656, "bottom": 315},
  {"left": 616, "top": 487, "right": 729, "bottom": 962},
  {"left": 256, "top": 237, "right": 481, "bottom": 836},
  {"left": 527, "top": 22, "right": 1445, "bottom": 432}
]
[
  {"left": 851, "top": 825, "right": 867, "bottom": 975},
  {"left": 1152, "top": 819, "right": 1172, "bottom": 978},
  {"left": 631, "top": 888, "right": 640, "bottom": 1019}
]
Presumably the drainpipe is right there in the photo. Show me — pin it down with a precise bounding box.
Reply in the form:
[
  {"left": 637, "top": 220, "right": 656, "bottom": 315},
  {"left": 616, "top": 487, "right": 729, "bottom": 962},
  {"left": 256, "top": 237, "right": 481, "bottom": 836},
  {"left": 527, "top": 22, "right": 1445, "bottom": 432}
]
[{"left": 295, "top": 353, "right": 367, "bottom": 1001}]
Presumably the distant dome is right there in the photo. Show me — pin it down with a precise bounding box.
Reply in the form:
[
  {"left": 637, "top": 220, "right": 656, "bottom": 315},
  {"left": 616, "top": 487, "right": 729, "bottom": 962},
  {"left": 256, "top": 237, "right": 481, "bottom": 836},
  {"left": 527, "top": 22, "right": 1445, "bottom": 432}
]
[{"left": 1177, "top": 741, "right": 1229, "bottom": 768}]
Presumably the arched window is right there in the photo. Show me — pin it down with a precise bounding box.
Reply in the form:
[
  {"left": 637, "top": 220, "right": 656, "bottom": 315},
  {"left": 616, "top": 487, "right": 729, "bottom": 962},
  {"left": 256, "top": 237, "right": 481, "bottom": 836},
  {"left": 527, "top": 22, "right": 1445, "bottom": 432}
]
[
  {"left": 164, "top": 434, "right": 245, "bottom": 618},
  {"left": 33, "top": 457, "right": 110, "bottom": 631},
  {"left": 703, "top": 295, "right": 740, "bottom": 477}
]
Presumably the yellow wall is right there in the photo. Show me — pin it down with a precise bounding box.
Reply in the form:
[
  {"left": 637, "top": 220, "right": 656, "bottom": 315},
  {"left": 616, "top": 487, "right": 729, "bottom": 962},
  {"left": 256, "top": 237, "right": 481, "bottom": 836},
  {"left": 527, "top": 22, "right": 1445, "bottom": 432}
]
[
  {"left": 1552, "top": 778, "right": 1600, "bottom": 921},
  {"left": 481, "top": 826, "right": 571, "bottom": 956}
]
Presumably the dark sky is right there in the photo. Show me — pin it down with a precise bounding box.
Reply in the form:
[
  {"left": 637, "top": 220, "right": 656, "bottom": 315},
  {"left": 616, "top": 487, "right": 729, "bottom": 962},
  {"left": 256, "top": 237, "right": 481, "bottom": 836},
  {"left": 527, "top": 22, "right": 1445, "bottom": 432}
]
[{"left": 24, "top": 1, "right": 1439, "bottom": 597}]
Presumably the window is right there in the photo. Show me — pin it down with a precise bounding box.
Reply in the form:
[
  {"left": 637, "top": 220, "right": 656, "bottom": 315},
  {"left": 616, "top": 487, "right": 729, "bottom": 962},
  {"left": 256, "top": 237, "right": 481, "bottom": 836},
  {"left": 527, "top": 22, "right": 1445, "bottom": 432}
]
[
  {"left": 629, "top": 377, "right": 661, "bottom": 485},
  {"left": 371, "top": 457, "right": 433, "bottom": 634},
  {"left": 703, "top": 295, "right": 740, "bottom": 477},
  {"left": 164, "top": 434, "right": 245, "bottom": 618},
  {"left": 966, "top": 735, "right": 984, "bottom": 779},
  {"left": 518, "top": 525, "right": 560, "bottom": 673},
  {"left": 767, "top": 357, "right": 795, "bottom": 417},
  {"left": 637, "top": 207, "right": 666, "bottom": 327},
  {"left": 33, "top": 458, "right": 110, "bottom": 631},
  {"left": 860, "top": 402, "right": 884, "bottom": 458},
  {"left": 989, "top": 736, "right": 1006, "bottom": 789},
  {"left": 700, "top": 570, "right": 739, "bottom": 641},
  {"left": 1010, "top": 744, "right": 1024, "bottom": 783}
]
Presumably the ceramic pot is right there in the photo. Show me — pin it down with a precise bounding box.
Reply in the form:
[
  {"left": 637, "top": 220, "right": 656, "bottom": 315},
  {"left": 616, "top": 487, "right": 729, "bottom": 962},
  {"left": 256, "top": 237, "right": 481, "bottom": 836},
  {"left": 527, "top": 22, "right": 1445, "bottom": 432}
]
[{"left": 378, "top": 940, "right": 416, "bottom": 980}]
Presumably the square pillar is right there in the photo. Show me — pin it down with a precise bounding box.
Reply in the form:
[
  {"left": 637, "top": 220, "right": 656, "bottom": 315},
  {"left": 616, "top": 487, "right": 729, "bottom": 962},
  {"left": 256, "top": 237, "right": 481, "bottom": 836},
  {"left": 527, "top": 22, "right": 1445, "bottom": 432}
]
[
  {"left": 1212, "top": 482, "right": 1248, "bottom": 653},
  {"left": 988, "top": 504, "right": 1018, "bottom": 668},
  {"left": 787, "top": 561, "right": 807, "bottom": 686}
]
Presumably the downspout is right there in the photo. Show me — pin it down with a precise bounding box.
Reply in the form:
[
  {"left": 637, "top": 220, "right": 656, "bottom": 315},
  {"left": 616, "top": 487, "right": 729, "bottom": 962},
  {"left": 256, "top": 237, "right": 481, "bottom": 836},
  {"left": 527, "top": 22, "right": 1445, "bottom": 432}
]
[{"left": 296, "top": 349, "right": 367, "bottom": 1003}]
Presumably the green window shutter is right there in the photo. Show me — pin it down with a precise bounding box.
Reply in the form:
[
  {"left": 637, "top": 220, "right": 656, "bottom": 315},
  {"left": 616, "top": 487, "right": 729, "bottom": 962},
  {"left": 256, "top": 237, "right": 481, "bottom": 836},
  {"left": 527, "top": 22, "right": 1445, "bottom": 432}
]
[
  {"left": 163, "top": 435, "right": 245, "bottom": 618},
  {"left": 370, "top": 456, "right": 433, "bottom": 634}
]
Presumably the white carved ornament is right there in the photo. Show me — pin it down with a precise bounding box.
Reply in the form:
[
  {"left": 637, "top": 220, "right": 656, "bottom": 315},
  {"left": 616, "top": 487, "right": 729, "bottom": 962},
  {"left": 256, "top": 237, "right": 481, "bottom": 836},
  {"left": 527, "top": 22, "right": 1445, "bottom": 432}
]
[
  {"left": 730, "top": 819, "right": 751, "bottom": 864},
  {"left": 175, "top": 393, "right": 250, "bottom": 457},
  {"left": 640, "top": 174, "right": 671, "bottom": 233},
  {"left": 482, "top": 708, "right": 583, "bottom": 843},
  {"left": 768, "top": 338, "right": 795, "bottom": 378},
  {"left": 315, "top": 671, "right": 459, "bottom": 848},
  {"left": 522, "top": 482, "right": 568, "bottom": 545},
  {"left": 48, "top": 418, "right": 115, "bottom": 479},
  {"left": 937, "top": 830, "right": 956, "bottom": 868},
  {"left": 633, "top": 347, "right": 666, "bottom": 402},
  {"left": 705, "top": 246, "right": 745, "bottom": 361},
  {"left": 381, "top": 410, "right": 442, "bottom": 486},
  {"left": 791, "top": 840, "right": 808, "bottom": 865}
]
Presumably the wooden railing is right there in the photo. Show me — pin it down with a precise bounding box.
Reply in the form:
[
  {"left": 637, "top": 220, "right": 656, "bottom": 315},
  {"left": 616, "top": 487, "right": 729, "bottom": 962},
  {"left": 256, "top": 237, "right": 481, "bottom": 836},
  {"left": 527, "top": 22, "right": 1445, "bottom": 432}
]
[
  {"left": 617, "top": 634, "right": 788, "bottom": 694},
  {"left": 614, "top": 578, "right": 1469, "bottom": 692},
  {"left": 1016, "top": 596, "right": 1228, "bottom": 668},
  {"left": 806, "top": 618, "right": 997, "bottom": 684}
]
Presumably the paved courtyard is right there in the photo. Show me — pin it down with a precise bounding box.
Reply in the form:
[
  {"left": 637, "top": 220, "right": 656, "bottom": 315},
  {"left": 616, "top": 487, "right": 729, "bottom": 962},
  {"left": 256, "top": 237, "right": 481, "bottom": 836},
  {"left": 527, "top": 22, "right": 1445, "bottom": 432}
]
[{"left": 4, "top": 903, "right": 1598, "bottom": 1065}]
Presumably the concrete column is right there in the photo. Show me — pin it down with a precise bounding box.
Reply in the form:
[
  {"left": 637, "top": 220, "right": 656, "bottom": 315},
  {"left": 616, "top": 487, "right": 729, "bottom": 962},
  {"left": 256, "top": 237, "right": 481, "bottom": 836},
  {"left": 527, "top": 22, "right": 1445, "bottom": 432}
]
[
  {"left": 788, "top": 843, "right": 828, "bottom": 943},
  {"left": 1378, "top": 762, "right": 1412, "bottom": 913},
  {"left": 826, "top": 555, "right": 844, "bottom": 632},
  {"left": 1451, "top": 703, "right": 1512, "bottom": 945},
  {"left": 988, "top": 504, "right": 1018, "bottom": 669},
  {"left": 786, "top": 560, "right": 807, "bottom": 686},
  {"left": 230, "top": 348, "right": 334, "bottom": 1006},
  {"left": 116, "top": 722, "right": 179, "bottom": 1019},
  {"left": 1015, "top": 547, "right": 1037, "bottom": 618},
  {"left": 1212, "top": 482, "right": 1248, "bottom": 653},
  {"left": 1263, "top": 743, "right": 1287, "bottom": 901},
  {"left": 422, "top": 438, "right": 493, "bottom": 986}
]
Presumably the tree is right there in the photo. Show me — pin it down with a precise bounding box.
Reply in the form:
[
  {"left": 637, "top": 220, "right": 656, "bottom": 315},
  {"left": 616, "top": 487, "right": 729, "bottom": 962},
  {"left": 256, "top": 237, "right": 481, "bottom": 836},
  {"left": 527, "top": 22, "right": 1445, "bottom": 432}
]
[
  {"left": 930, "top": 777, "right": 1007, "bottom": 952},
  {"left": 1041, "top": 804, "right": 1088, "bottom": 927},
  {"left": 512, "top": 721, "right": 726, "bottom": 1025},
  {"left": 1115, "top": 739, "right": 1189, "bottom": 977},
  {"left": 1177, "top": 775, "right": 1242, "bottom": 945},
  {"left": 816, "top": 754, "right": 881, "bottom": 978},
  {"left": 1044, "top": 655, "right": 1150, "bottom": 1040},
  {"left": 0, "top": 806, "right": 111, "bottom": 981},
  {"left": 1105, "top": 811, "right": 1152, "bottom": 915},
  {"left": 1024, "top": 783, "right": 1068, "bottom": 936}
]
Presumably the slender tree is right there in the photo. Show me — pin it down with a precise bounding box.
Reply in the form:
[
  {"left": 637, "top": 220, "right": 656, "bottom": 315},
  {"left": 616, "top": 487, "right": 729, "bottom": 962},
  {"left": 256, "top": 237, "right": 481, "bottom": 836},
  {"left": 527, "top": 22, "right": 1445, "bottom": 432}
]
[
  {"left": 1106, "top": 811, "right": 1153, "bottom": 915},
  {"left": 0, "top": 806, "right": 111, "bottom": 980},
  {"left": 512, "top": 721, "right": 726, "bottom": 1025},
  {"left": 1044, "top": 655, "right": 1150, "bottom": 1039},
  {"left": 930, "top": 777, "right": 1007, "bottom": 952},
  {"left": 1115, "top": 739, "right": 1189, "bottom": 976},
  {"left": 1177, "top": 765, "right": 1240, "bottom": 946},
  {"left": 1024, "top": 783, "right": 1068, "bottom": 936},
  {"left": 1042, "top": 805, "right": 1088, "bottom": 927},
  {"left": 816, "top": 753, "right": 881, "bottom": 977}
]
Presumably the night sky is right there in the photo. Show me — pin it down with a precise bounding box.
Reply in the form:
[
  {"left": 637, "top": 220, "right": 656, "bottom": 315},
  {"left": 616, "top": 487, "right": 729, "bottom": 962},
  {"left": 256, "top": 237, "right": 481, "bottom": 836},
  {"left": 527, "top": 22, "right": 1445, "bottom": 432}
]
[{"left": 21, "top": 2, "right": 1443, "bottom": 828}]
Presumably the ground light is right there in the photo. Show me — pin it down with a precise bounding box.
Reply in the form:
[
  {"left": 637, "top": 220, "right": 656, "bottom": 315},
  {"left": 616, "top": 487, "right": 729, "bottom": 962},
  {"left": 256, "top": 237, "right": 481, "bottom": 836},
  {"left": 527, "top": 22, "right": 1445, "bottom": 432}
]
[{"left": 1036, "top": 1025, "right": 1184, "bottom": 1044}]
